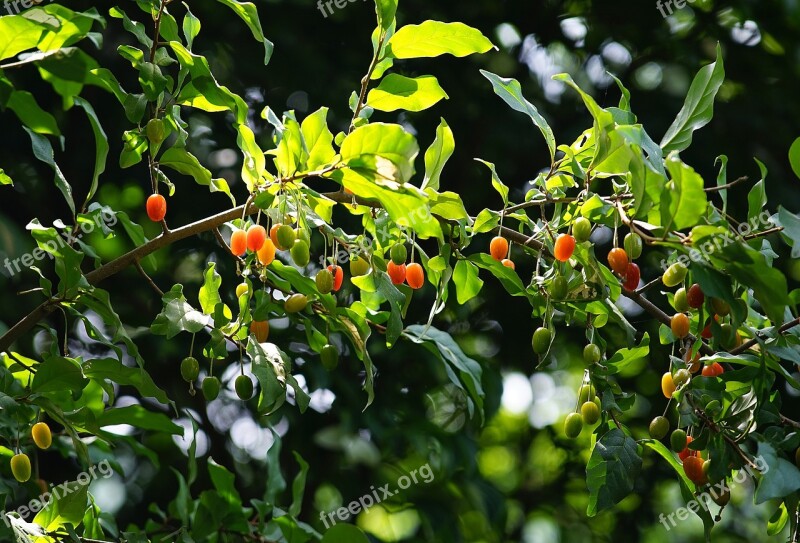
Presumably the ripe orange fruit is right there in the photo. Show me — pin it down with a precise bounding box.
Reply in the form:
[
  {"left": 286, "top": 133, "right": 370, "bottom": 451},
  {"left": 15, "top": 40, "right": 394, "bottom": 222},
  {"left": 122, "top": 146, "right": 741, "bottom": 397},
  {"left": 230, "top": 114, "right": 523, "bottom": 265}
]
[
  {"left": 387, "top": 261, "right": 406, "bottom": 285},
  {"left": 269, "top": 224, "right": 282, "bottom": 248},
  {"left": 671, "top": 313, "right": 690, "bottom": 339},
  {"left": 257, "top": 239, "right": 276, "bottom": 266},
  {"left": 327, "top": 265, "right": 344, "bottom": 291},
  {"left": 246, "top": 225, "right": 267, "bottom": 252},
  {"left": 685, "top": 350, "right": 702, "bottom": 373},
  {"left": 406, "top": 263, "right": 424, "bottom": 289},
  {"left": 489, "top": 236, "right": 509, "bottom": 261},
  {"left": 678, "top": 435, "right": 696, "bottom": 461},
  {"left": 702, "top": 362, "right": 724, "bottom": 377},
  {"left": 32, "top": 422, "right": 52, "bottom": 449},
  {"left": 661, "top": 372, "right": 676, "bottom": 399},
  {"left": 251, "top": 320, "right": 269, "bottom": 343},
  {"left": 501, "top": 258, "right": 515, "bottom": 270},
  {"left": 554, "top": 234, "right": 576, "bottom": 262},
  {"left": 607, "top": 248, "right": 628, "bottom": 275},
  {"left": 683, "top": 455, "right": 706, "bottom": 484},
  {"left": 146, "top": 194, "right": 167, "bottom": 222},
  {"left": 230, "top": 229, "right": 247, "bottom": 257}
]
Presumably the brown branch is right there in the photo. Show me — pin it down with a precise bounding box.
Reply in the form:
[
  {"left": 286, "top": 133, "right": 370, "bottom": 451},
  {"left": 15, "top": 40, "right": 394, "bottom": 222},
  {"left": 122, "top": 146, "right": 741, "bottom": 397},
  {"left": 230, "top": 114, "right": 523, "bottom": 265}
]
[
  {"left": 687, "top": 395, "right": 760, "bottom": 472},
  {"left": 350, "top": 32, "right": 386, "bottom": 131},
  {"left": 704, "top": 176, "right": 747, "bottom": 192},
  {"left": 135, "top": 260, "right": 164, "bottom": 297},
  {"left": 729, "top": 315, "right": 800, "bottom": 355}
]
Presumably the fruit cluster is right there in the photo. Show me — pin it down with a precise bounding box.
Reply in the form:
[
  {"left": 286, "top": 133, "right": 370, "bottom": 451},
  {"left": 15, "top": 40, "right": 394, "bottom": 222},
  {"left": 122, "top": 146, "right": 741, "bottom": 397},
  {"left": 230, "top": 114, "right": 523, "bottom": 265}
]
[{"left": 9, "top": 422, "right": 52, "bottom": 483}]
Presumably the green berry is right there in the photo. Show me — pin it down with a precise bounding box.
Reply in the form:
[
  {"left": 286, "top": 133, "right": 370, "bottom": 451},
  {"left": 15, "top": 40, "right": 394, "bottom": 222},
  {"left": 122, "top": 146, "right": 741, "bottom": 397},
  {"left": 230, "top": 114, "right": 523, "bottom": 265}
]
[
  {"left": 202, "top": 377, "right": 221, "bottom": 401},
  {"left": 180, "top": 357, "right": 199, "bottom": 382},
  {"left": 235, "top": 375, "right": 254, "bottom": 400},
  {"left": 564, "top": 412, "right": 583, "bottom": 438}
]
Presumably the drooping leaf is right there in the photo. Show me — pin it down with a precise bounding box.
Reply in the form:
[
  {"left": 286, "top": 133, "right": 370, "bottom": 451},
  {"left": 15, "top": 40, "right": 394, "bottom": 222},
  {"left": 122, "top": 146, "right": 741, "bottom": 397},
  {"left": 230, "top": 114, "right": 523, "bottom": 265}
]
[
  {"left": 387, "top": 21, "right": 494, "bottom": 59},
  {"left": 586, "top": 429, "right": 642, "bottom": 516},
  {"left": 214, "top": 0, "right": 273, "bottom": 64},
  {"left": 421, "top": 118, "right": 454, "bottom": 191}
]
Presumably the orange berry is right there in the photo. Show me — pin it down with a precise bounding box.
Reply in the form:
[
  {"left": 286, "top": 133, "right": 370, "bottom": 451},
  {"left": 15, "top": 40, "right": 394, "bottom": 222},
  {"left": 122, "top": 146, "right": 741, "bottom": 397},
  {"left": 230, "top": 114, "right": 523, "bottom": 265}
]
[
  {"left": 257, "top": 239, "right": 276, "bottom": 266},
  {"left": 146, "top": 194, "right": 167, "bottom": 222},
  {"left": 553, "top": 234, "right": 576, "bottom": 262},
  {"left": 671, "top": 313, "right": 690, "bottom": 339},
  {"left": 269, "top": 224, "right": 282, "bottom": 248},
  {"left": 607, "top": 248, "right": 629, "bottom": 275},
  {"left": 489, "top": 236, "right": 509, "bottom": 261},
  {"left": 501, "top": 258, "right": 515, "bottom": 270},
  {"left": 387, "top": 261, "right": 406, "bottom": 285},
  {"left": 250, "top": 320, "right": 269, "bottom": 343},
  {"left": 678, "top": 435, "right": 696, "bottom": 461},
  {"left": 702, "top": 362, "right": 724, "bottom": 377},
  {"left": 246, "top": 225, "right": 267, "bottom": 252},
  {"left": 327, "top": 265, "right": 344, "bottom": 291},
  {"left": 685, "top": 350, "right": 702, "bottom": 373},
  {"left": 406, "top": 263, "right": 424, "bottom": 289},
  {"left": 661, "top": 372, "right": 676, "bottom": 399},
  {"left": 230, "top": 229, "right": 247, "bottom": 257},
  {"left": 683, "top": 455, "right": 706, "bottom": 484}
]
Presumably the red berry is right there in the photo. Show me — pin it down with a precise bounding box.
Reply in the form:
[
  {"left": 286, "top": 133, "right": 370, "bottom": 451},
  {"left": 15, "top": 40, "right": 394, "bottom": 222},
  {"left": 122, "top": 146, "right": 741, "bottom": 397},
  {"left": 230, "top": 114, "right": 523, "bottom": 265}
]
[
  {"left": 246, "top": 225, "right": 267, "bottom": 252},
  {"left": 607, "top": 248, "right": 629, "bottom": 275},
  {"left": 622, "top": 262, "right": 640, "bottom": 291},
  {"left": 554, "top": 234, "right": 576, "bottom": 262},
  {"left": 327, "top": 265, "right": 344, "bottom": 291},
  {"left": 230, "top": 229, "right": 247, "bottom": 257},
  {"left": 406, "top": 263, "right": 424, "bottom": 289},
  {"left": 146, "top": 194, "right": 166, "bottom": 222},
  {"left": 702, "top": 362, "right": 724, "bottom": 377},
  {"left": 687, "top": 284, "right": 705, "bottom": 309},
  {"left": 387, "top": 261, "right": 406, "bottom": 285},
  {"left": 489, "top": 236, "right": 509, "bottom": 261}
]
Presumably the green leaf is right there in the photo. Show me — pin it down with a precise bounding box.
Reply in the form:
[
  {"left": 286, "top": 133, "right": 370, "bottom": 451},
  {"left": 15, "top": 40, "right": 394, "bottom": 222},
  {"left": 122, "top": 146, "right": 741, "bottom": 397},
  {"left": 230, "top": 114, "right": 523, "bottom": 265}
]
[
  {"left": 421, "top": 118, "right": 454, "bottom": 191},
  {"left": 453, "top": 260, "right": 483, "bottom": 304},
  {"left": 474, "top": 159, "right": 508, "bottom": 205},
  {"left": 0, "top": 168, "right": 12, "bottom": 186},
  {"left": 199, "top": 262, "right": 231, "bottom": 318},
  {"left": 468, "top": 253, "right": 527, "bottom": 297},
  {"left": 74, "top": 97, "right": 108, "bottom": 206},
  {"left": 366, "top": 74, "right": 448, "bottom": 112},
  {"left": 208, "top": 458, "right": 241, "bottom": 504},
  {"left": 600, "top": 334, "right": 650, "bottom": 376},
  {"left": 387, "top": 21, "right": 494, "bottom": 59},
  {"left": 31, "top": 356, "right": 86, "bottom": 393},
  {"left": 151, "top": 285, "right": 211, "bottom": 339},
  {"left": 98, "top": 405, "right": 182, "bottom": 434},
  {"left": 182, "top": 3, "right": 202, "bottom": 48},
  {"left": 214, "top": 0, "right": 273, "bottom": 64},
  {"left": 24, "top": 127, "right": 75, "bottom": 216},
  {"left": 661, "top": 152, "right": 707, "bottom": 231},
  {"left": 754, "top": 440, "right": 800, "bottom": 503},
  {"left": 33, "top": 481, "right": 88, "bottom": 531},
  {"left": 774, "top": 207, "right": 800, "bottom": 258},
  {"left": 159, "top": 147, "right": 235, "bottom": 205},
  {"left": 480, "top": 70, "right": 555, "bottom": 163},
  {"left": 289, "top": 452, "right": 309, "bottom": 517},
  {"left": 660, "top": 44, "right": 725, "bottom": 153},
  {"left": 301, "top": 107, "right": 336, "bottom": 170},
  {"left": 0, "top": 16, "right": 44, "bottom": 61},
  {"left": 321, "top": 524, "right": 370, "bottom": 543},
  {"left": 374, "top": 0, "right": 397, "bottom": 31},
  {"left": 790, "top": 137, "right": 800, "bottom": 180},
  {"left": 747, "top": 159, "right": 768, "bottom": 221},
  {"left": 83, "top": 358, "right": 170, "bottom": 405},
  {"left": 586, "top": 428, "right": 642, "bottom": 516},
  {"left": 340, "top": 122, "right": 419, "bottom": 183},
  {"left": 4, "top": 88, "right": 60, "bottom": 135}
]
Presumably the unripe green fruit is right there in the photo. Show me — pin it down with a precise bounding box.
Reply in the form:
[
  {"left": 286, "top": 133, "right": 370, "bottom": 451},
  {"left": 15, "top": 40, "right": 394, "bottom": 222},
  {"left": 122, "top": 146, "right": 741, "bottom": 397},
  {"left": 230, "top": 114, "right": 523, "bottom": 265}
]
[
  {"left": 390, "top": 243, "right": 407, "bottom": 265},
  {"left": 670, "top": 429, "right": 688, "bottom": 452},
  {"left": 202, "top": 377, "right": 221, "bottom": 401},
  {"left": 662, "top": 263, "right": 688, "bottom": 288},
  {"left": 284, "top": 293, "right": 308, "bottom": 313},
  {"left": 649, "top": 416, "right": 669, "bottom": 439},
  {"left": 532, "top": 327, "right": 552, "bottom": 355},
  {"left": 290, "top": 239, "right": 310, "bottom": 267},
  {"left": 316, "top": 269, "right": 334, "bottom": 294},
  {"left": 624, "top": 233, "right": 643, "bottom": 260},
  {"left": 720, "top": 323, "right": 736, "bottom": 349},
  {"left": 673, "top": 288, "right": 690, "bottom": 313},
  {"left": 711, "top": 297, "right": 731, "bottom": 316},
  {"left": 11, "top": 453, "right": 31, "bottom": 483},
  {"left": 583, "top": 344, "right": 602, "bottom": 365},
  {"left": 564, "top": 412, "right": 583, "bottom": 438},
  {"left": 673, "top": 368, "right": 691, "bottom": 387},
  {"left": 550, "top": 276, "right": 568, "bottom": 299},
  {"left": 578, "top": 384, "right": 593, "bottom": 404},
  {"left": 235, "top": 375, "right": 254, "bottom": 400},
  {"left": 581, "top": 401, "right": 601, "bottom": 425},
  {"left": 320, "top": 344, "right": 339, "bottom": 370},
  {"left": 705, "top": 399, "right": 721, "bottom": 416},
  {"left": 180, "top": 357, "right": 200, "bottom": 382},
  {"left": 145, "top": 118, "right": 165, "bottom": 144},
  {"left": 32, "top": 422, "right": 52, "bottom": 450},
  {"left": 294, "top": 227, "right": 310, "bottom": 244},
  {"left": 573, "top": 217, "right": 592, "bottom": 243},
  {"left": 349, "top": 256, "right": 370, "bottom": 277},
  {"left": 276, "top": 225, "right": 296, "bottom": 250},
  {"left": 236, "top": 283, "right": 249, "bottom": 299}
]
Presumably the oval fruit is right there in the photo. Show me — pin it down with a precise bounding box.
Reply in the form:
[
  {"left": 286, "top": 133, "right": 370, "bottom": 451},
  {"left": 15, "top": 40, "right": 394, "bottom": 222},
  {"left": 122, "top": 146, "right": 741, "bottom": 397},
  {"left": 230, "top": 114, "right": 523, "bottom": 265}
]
[
  {"left": 671, "top": 313, "right": 690, "bottom": 339},
  {"left": 32, "top": 422, "right": 52, "bottom": 450},
  {"left": 202, "top": 376, "right": 221, "bottom": 401},
  {"left": 554, "top": 234, "right": 576, "bottom": 262},
  {"left": 489, "top": 236, "right": 509, "bottom": 261},
  {"left": 406, "top": 263, "right": 424, "bottom": 289},
  {"left": 10, "top": 453, "right": 31, "bottom": 483},
  {"left": 145, "top": 118, "right": 166, "bottom": 144},
  {"left": 564, "top": 412, "right": 583, "bottom": 438},
  {"left": 269, "top": 224, "right": 282, "bottom": 248},
  {"left": 320, "top": 344, "right": 339, "bottom": 370},
  {"left": 146, "top": 194, "right": 167, "bottom": 222},
  {"left": 673, "top": 368, "right": 690, "bottom": 387},
  {"left": 276, "top": 225, "right": 296, "bottom": 251},
  {"left": 387, "top": 261, "right": 406, "bottom": 285},
  {"left": 578, "top": 384, "right": 592, "bottom": 404},
  {"left": 180, "top": 356, "right": 200, "bottom": 382},
  {"left": 712, "top": 488, "right": 730, "bottom": 506},
  {"left": 719, "top": 323, "right": 737, "bottom": 349},
  {"left": 678, "top": 435, "right": 696, "bottom": 461},
  {"left": 501, "top": 259, "right": 515, "bottom": 270},
  {"left": 251, "top": 320, "right": 269, "bottom": 343},
  {"left": 550, "top": 276, "right": 568, "bottom": 299},
  {"left": 327, "top": 265, "right": 344, "bottom": 291},
  {"left": 685, "top": 350, "right": 702, "bottom": 373},
  {"left": 623, "top": 232, "right": 643, "bottom": 260},
  {"left": 583, "top": 344, "right": 601, "bottom": 365},
  {"left": 257, "top": 239, "right": 277, "bottom": 266},
  {"left": 284, "top": 293, "right": 308, "bottom": 313},
  {"left": 623, "top": 262, "right": 640, "bottom": 291},
  {"left": 702, "top": 362, "right": 724, "bottom": 377},
  {"left": 246, "top": 225, "right": 267, "bottom": 252},
  {"left": 649, "top": 416, "right": 669, "bottom": 440},
  {"left": 390, "top": 243, "right": 407, "bottom": 265},
  {"left": 532, "top": 327, "right": 552, "bottom": 355},
  {"left": 687, "top": 284, "right": 704, "bottom": 309},
  {"left": 294, "top": 227, "right": 310, "bottom": 245},
  {"left": 230, "top": 229, "right": 247, "bottom": 257},
  {"left": 683, "top": 455, "right": 706, "bottom": 484},
  {"left": 581, "top": 401, "right": 601, "bottom": 425},
  {"left": 235, "top": 375, "right": 254, "bottom": 400},
  {"left": 316, "top": 269, "right": 334, "bottom": 294},
  {"left": 290, "top": 239, "right": 310, "bottom": 267},
  {"left": 670, "top": 429, "right": 687, "bottom": 452},
  {"left": 661, "top": 372, "right": 676, "bottom": 399},
  {"left": 662, "top": 263, "right": 688, "bottom": 287},
  {"left": 236, "top": 283, "right": 249, "bottom": 299},
  {"left": 710, "top": 297, "right": 731, "bottom": 316},
  {"left": 673, "top": 288, "right": 690, "bottom": 313},
  {"left": 350, "top": 256, "right": 370, "bottom": 277},
  {"left": 607, "top": 248, "right": 629, "bottom": 275},
  {"left": 573, "top": 217, "right": 592, "bottom": 243}
]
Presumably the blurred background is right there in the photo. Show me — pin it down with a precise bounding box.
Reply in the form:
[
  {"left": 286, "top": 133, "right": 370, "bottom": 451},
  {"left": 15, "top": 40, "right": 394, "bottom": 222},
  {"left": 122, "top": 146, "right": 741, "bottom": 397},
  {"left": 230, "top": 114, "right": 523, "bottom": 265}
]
[{"left": 1, "top": 0, "right": 800, "bottom": 541}]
